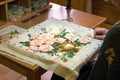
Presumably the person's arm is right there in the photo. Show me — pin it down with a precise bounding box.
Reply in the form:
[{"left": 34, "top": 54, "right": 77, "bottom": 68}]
[
  {"left": 88, "top": 21, "right": 120, "bottom": 80},
  {"left": 89, "top": 27, "right": 109, "bottom": 63}
]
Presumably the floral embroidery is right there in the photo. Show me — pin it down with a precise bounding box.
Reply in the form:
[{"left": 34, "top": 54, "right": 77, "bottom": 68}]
[
  {"left": 0, "top": 30, "right": 20, "bottom": 43},
  {"left": 19, "top": 27, "right": 92, "bottom": 62},
  {"left": 105, "top": 48, "right": 115, "bottom": 68}
]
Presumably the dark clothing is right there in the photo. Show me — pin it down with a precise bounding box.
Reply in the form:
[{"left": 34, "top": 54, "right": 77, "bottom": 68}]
[
  {"left": 51, "top": 22, "right": 120, "bottom": 80},
  {"left": 88, "top": 22, "right": 120, "bottom": 80},
  {"left": 51, "top": 73, "right": 65, "bottom": 80}
]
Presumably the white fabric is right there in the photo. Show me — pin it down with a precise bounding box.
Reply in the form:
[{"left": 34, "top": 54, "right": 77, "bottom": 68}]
[{"left": 0, "top": 18, "right": 103, "bottom": 80}]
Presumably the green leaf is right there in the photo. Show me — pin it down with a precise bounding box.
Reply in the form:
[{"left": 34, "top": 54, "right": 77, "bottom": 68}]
[
  {"left": 10, "top": 30, "right": 20, "bottom": 34},
  {"left": 41, "top": 27, "right": 48, "bottom": 33},
  {"left": 19, "top": 41, "right": 30, "bottom": 46},
  {"left": 46, "top": 51, "right": 55, "bottom": 56},
  {"left": 67, "top": 52, "right": 75, "bottom": 58},
  {"left": 28, "top": 34, "right": 31, "bottom": 38},
  {"left": 55, "top": 28, "right": 69, "bottom": 38},
  {"left": 60, "top": 29, "right": 69, "bottom": 37},
  {"left": 61, "top": 51, "right": 75, "bottom": 62},
  {"left": 52, "top": 42, "right": 62, "bottom": 52},
  {"left": 74, "top": 39, "right": 81, "bottom": 46},
  {"left": 61, "top": 57, "right": 68, "bottom": 62},
  {"left": 52, "top": 42, "right": 61, "bottom": 48}
]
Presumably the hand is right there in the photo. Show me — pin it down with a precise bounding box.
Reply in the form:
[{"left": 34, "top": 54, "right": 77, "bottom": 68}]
[{"left": 94, "top": 28, "right": 108, "bottom": 40}]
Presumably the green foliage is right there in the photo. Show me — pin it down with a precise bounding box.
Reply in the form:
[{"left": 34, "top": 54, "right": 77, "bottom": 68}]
[
  {"left": 67, "top": 51, "right": 75, "bottom": 58},
  {"left": 19, "top": 41, "right": 30, "bottom": 46},
  {"left": 61, "top": 51, "right": 75, "bottom": 62},
  {"left": 10, "top": 30, "right": 20, "bottom": 34},
  {"left": 52, "top": 42, "right": 62, "bottom": 52},
  {"left": 74, "top": 39, "right": 81, "bottom": 46},
  {"left": 55, "top": 28, "right": 69, "bottom": 38},
  {"left": 41, "top": 27, "right": 48, "bottom": 33},
  {"left": 46, "top": 50, "right": 55, "bottom": 56},
  {"left": 18, "top": 27, "right": 91, "bottom": 62},
  {"left": 28, "top": 34, "right": 31, "bottom": 38}
]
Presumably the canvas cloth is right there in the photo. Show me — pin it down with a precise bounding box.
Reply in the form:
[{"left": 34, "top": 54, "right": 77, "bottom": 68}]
[{"left": 0, "top": 19, "right": 102, "bottom": 80}]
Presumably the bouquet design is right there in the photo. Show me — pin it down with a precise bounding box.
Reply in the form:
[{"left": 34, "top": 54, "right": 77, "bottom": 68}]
[{"left": 19, "top": 27, "right": 92, "bottom": 62}]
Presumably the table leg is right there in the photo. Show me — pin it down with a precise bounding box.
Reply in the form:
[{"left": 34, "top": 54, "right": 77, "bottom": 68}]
[{"left": 27, "top": 67, "right": 46, "bottom": 80}]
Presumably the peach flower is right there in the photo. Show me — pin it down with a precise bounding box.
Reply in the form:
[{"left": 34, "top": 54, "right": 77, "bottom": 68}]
[
  {"left": 78, "top": 37, "right": 92, "bottom": 44},
  {"left": 54, "top": 38, "right": 66, "bottom": 43},
  {"left": 65, "top": 34, "right": 76, "bottom": 41},
  {"left": 29, "top": 45, "right": 39, "bottom": 51},
  {"left": 39, "top": 44, "right": 53, "bottom": 52}
]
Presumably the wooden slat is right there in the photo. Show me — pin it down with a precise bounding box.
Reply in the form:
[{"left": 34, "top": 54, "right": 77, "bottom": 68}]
[
  {"left": 0, "top": 4, "right": 7, "bottom": 20},
  {"left": 0, "top": 1, "right": 5, "bottom": 5},
  {"left": 7, "top": 0, "right": 15, "bottom": 3},
  {"left": 15, "top": 4, "right": 52, "bottom": 23},
  {"left": 92, "top": 0, "right": 120, "bottom": 24},
  {"left": 0, "top": 51, "right": 37, "bottom": 70}
]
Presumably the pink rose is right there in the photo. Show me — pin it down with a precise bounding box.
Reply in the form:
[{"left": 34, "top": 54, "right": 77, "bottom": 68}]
[{"left": 78, "top": 37, "right": 92, "bottom": 43}]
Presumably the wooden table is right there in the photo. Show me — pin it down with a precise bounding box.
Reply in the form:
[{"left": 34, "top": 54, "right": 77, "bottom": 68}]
[
  {"left": 14, "top": 3, "right": 106, "bottom": 29},
  {"left": 0, "top": 3, "right": 106, "bottom": 80}
]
